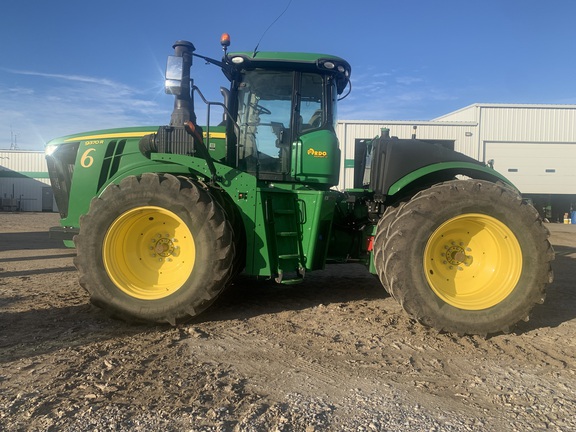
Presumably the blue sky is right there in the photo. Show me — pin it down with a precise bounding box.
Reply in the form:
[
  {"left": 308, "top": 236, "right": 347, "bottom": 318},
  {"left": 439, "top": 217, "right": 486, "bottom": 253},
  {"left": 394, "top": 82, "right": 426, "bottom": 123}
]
[{"left": 1, "top": 0, "right": 575, "bottom": 150}]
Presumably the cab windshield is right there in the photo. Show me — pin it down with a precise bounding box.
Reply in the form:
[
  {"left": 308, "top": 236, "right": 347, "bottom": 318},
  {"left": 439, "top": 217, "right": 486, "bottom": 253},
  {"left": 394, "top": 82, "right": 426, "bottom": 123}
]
[{"left": 236, "top": 69, "right": 328, "bottom": 180}]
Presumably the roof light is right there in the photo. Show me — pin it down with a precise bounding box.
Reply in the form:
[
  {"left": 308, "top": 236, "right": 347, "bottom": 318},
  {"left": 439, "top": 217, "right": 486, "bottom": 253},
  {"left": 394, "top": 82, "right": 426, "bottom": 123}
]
[
  {"left": 337, "top": 65, "right": 345, "bottom": 72},
  {"left": 231, "top": 56, "right": 244, "bottom": 64},
  {"left": 220, "top": 33, "right": 231, "bottom": 48},
  {"left": 323, "top": 61, "right": 335, "bottom": 69}
]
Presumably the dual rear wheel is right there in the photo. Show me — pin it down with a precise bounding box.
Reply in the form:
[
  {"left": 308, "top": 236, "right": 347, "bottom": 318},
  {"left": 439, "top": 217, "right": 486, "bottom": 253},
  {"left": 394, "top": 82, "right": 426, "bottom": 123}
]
[{"left": 373, "top": 180, "right": 554, "bottom": 335}]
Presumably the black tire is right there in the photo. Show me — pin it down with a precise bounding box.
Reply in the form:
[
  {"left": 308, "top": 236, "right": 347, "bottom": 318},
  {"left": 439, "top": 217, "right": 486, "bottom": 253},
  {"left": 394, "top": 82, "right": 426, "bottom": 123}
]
[
  {"left": 373, "top": 179, "right": 554, "bottom": 335},
  {"left": 373, "top": 201, "right": 406, "bottom": 296},
  {"left": 204, "top": 184, "right": 246, "bottom": 279},
  {"left": 74, "top": 173, "right": 235, "bottom": 324}
]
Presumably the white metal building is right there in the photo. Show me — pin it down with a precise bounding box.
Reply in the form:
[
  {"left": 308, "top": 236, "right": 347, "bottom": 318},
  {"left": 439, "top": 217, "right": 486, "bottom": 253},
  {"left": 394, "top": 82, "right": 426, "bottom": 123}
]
[
  {"left": 0, "top": 150, "right": 56, "bottom": 212},
  {"left": 337, "top": 103, "right": 576, "bottom": 221}
]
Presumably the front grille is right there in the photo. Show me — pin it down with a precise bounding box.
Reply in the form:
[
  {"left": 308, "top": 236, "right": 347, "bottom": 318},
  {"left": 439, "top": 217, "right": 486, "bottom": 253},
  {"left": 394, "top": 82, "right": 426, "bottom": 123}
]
[
  {"left": 46, "top": 142, "right": 79, "bottom": 219},
  {"left": 97, "top": 140, "right": 126, "bottom": 191}
]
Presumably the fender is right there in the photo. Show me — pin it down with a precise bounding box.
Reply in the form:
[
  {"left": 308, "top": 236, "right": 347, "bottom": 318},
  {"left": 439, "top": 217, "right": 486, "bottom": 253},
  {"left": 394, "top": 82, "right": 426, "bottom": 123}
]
[
  {"left": 368, "top": 137, "right": 515, "bottom": 198},
  {"left": 387, "top": 161, "right": 515, "bottom": 196}
]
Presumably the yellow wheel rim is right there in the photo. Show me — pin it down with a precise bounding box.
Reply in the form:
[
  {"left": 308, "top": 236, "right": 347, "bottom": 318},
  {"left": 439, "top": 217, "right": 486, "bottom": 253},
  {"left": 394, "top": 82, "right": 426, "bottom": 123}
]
[
  {"left": 103, "top": 206, "right": 195, "bottom": 300},
  {"left": 424, "top": 213, "right": 522, "bottom": 310}
]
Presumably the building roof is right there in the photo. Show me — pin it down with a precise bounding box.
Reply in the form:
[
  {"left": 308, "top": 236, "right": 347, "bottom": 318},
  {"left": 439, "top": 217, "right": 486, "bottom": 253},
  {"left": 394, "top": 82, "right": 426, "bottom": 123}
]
[{"left": 433, "top": 103, "right": 576, "bottom": 121}]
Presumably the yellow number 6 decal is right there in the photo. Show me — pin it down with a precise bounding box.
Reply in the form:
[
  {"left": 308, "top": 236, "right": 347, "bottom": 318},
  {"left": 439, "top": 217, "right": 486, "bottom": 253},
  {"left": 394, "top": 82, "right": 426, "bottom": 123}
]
[{"left": 80, "top": 148, "right": 96, "bottom": 168}]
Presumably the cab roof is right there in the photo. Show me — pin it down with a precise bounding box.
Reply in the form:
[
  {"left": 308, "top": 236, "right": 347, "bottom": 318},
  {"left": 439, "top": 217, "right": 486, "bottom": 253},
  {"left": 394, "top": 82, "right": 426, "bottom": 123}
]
[{"left": 226, "top": 51, "right": 351, "bottom": 94}]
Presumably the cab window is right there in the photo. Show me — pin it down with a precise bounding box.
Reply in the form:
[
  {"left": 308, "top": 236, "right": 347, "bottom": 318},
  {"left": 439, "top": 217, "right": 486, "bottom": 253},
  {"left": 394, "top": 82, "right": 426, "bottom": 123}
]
[
  {"left": 298, "top": 73, "right": 325, "bottom": 134},
  {"left": 236, "top": 70, "right": 294, "bottom": 177},
  {"left": 235, "top": 69, "right": 329, "bottom": 180}
]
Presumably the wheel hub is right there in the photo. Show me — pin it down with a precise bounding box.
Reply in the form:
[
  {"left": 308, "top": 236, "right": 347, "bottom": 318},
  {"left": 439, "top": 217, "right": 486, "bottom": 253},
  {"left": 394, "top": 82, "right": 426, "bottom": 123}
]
[
  {"left": 423, "top": 213, "right": 522, "bottom": 310},
  {"left": 150, "top": 234, "right": 181, "bottom": 260},
  {"left": 443, "top": 243, "right": 474, "bottom": 268},
  {"left": 154, "top": 237, "right": 174, "bottom": 256},
  {"left": 103, "top": 206, "right": 195, "bottom": 300}
]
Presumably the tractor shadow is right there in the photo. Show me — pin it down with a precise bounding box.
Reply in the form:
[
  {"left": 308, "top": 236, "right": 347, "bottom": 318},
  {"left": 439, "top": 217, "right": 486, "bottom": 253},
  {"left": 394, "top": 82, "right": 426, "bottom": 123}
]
[
  {"left": 200, "top": 263, "right": 388, "bottom": 323},
  {"left": 204, "top": 250, "right": 576, "bottom": 337},
  {"left": 0, "top": 303, "right": 156, "bottom": 364},
  {"left": 2, "top": 237, "right": 574, "bottom": 364},
  {"left": 515, "top": 245, "right": 576, "bottom": 334},
  {"left": 0, "top": 231, "right": 67, "bottom": 251}
]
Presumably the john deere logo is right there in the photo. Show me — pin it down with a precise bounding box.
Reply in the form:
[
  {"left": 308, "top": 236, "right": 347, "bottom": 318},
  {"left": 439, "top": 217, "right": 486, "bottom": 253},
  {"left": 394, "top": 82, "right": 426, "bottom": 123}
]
[{"left": 307, "top": 148, "right": 328, "bottom": 158}]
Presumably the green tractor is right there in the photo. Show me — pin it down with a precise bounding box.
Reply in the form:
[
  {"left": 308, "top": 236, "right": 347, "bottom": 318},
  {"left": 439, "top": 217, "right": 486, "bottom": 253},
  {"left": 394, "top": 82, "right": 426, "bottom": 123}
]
[{"left": 45, "top": 35, "right": 553, "bottom": 335}]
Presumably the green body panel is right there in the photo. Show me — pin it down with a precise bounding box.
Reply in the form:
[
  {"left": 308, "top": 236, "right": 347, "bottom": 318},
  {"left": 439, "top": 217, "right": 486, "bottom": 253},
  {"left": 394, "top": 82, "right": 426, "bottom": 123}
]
[
  {"left": 387, "top": 161, "right": 515, "bottom": 196},
  {"left": 296, "top": 189, "right": 340, "bottom": 270},
  {"left": 49, "top": 127, "right": 157, "bottom": 228},
  {"left": 255, "top": 187, "right": 339, "bottom": 276},
  {"left": 48, "top": 126, "right": 228, "bottom": 229},
  {"left": 46, "top": 126, "right": 158, "bottom": 145},
  {"left": 292, "top": 130, "right": 341, "bottom": 186},
  {"left": 202, "top": 126, "right": 227, "bottom": 161}
]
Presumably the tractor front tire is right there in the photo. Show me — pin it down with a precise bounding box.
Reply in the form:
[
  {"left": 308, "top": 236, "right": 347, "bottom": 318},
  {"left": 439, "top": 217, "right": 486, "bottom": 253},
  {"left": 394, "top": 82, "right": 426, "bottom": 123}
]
[
  {"left": 374, "top": 179, "right": 554, "bottom": 335},
  {"left": 74, "top": 173, "right": 235, "bottom": 324}
]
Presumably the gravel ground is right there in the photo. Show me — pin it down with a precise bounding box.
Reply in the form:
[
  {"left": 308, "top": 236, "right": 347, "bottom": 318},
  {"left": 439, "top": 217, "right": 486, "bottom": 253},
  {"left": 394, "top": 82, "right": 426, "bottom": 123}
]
[{"left": 1, "top": 212, "right": 575, "bottom": 431}]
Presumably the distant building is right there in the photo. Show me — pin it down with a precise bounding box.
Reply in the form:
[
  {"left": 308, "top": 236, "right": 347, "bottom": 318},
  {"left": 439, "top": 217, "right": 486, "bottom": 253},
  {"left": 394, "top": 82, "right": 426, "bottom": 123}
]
[
  {"left": 338, "top": 103, "right": 576, "bottom": 221},
  {"left": 0, "top": 150, "right": 56, "bottom": 212}
]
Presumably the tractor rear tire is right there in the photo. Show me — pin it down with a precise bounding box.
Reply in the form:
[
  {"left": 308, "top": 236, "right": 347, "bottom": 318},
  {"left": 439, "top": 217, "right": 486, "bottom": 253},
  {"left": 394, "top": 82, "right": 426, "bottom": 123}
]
[
  {"left": 74, "top": 173, "right": 235, "bottom": 324},
  {"left": 373, "top": 179, "right": 554, "bottom": 335}
]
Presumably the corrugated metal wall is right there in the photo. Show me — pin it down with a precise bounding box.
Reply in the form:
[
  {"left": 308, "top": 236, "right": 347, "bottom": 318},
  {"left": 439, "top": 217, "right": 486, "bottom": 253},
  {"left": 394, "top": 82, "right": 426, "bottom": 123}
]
[
  {"left": 439, "top": 104, "right": 576, "bottom": 142},
  {"left": 0, "top": 150, "right": 48, "bottom": 172},
  {"left": 0, "top": 150, "right": 55, "bottom": 212},
  {"left": 476, "top": 105, "right": 576, "bottom": 194},
  {"left": 478, "top": 105, "right": 576, "bottom": 142},
  {"left": 337, "top": 104, "right": 576, "bottom": 196}
]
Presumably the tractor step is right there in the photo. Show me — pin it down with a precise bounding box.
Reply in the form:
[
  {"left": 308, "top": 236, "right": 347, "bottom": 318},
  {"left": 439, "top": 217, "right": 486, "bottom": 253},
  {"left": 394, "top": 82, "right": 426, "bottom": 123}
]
[
  {"left": 278, "top": 253, "right": 300, "bottom": 259},
  {"left": 276, "top": 231, "right": 298, "bottom": 237},
  {"left": 266, "top": 195, "right": 306, "bottom": 285},
  {"left": 275, "top": 267, "right": 305, "bottom": 285}
]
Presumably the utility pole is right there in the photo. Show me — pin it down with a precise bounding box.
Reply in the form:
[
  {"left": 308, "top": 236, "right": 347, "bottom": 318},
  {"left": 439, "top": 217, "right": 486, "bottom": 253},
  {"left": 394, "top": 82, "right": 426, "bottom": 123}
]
[{"left": 10, "top": 126, "right": 19, "bottom": 150}]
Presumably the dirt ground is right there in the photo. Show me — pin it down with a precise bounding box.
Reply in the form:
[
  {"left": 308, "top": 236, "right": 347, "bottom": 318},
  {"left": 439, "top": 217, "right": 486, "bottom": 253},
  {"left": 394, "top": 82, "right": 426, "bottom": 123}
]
[{"left": 1, "top": 212, "right": 575, "bottom": 431}]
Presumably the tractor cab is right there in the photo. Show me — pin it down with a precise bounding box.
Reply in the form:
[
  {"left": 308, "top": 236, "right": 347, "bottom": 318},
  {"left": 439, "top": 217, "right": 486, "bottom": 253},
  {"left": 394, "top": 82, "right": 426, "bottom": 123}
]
[{"left": 223, "top": 51, "right": 351, "bottom": 186}]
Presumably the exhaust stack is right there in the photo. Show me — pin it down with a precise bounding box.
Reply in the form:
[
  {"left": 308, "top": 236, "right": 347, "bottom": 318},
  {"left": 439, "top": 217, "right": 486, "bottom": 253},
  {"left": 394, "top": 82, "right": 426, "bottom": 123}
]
[{"left": 167, "top": 40, "right": 196, "bottom": 126}]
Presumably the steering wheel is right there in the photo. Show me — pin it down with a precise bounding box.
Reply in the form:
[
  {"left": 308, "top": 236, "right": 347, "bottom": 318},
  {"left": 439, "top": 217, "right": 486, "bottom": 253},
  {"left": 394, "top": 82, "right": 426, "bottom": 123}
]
[
  {"left": 308, "top": 110, "right": 323, "bottom": 128},
  {"left": 250, "top": 103, "right": 271, "bottom": 115}
]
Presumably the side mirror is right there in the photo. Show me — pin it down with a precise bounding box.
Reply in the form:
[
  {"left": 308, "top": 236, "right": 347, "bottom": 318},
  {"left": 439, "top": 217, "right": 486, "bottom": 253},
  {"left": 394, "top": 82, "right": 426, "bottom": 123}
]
[{"left": 165, "top": 55, "right": 184, "bottom": 95}]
